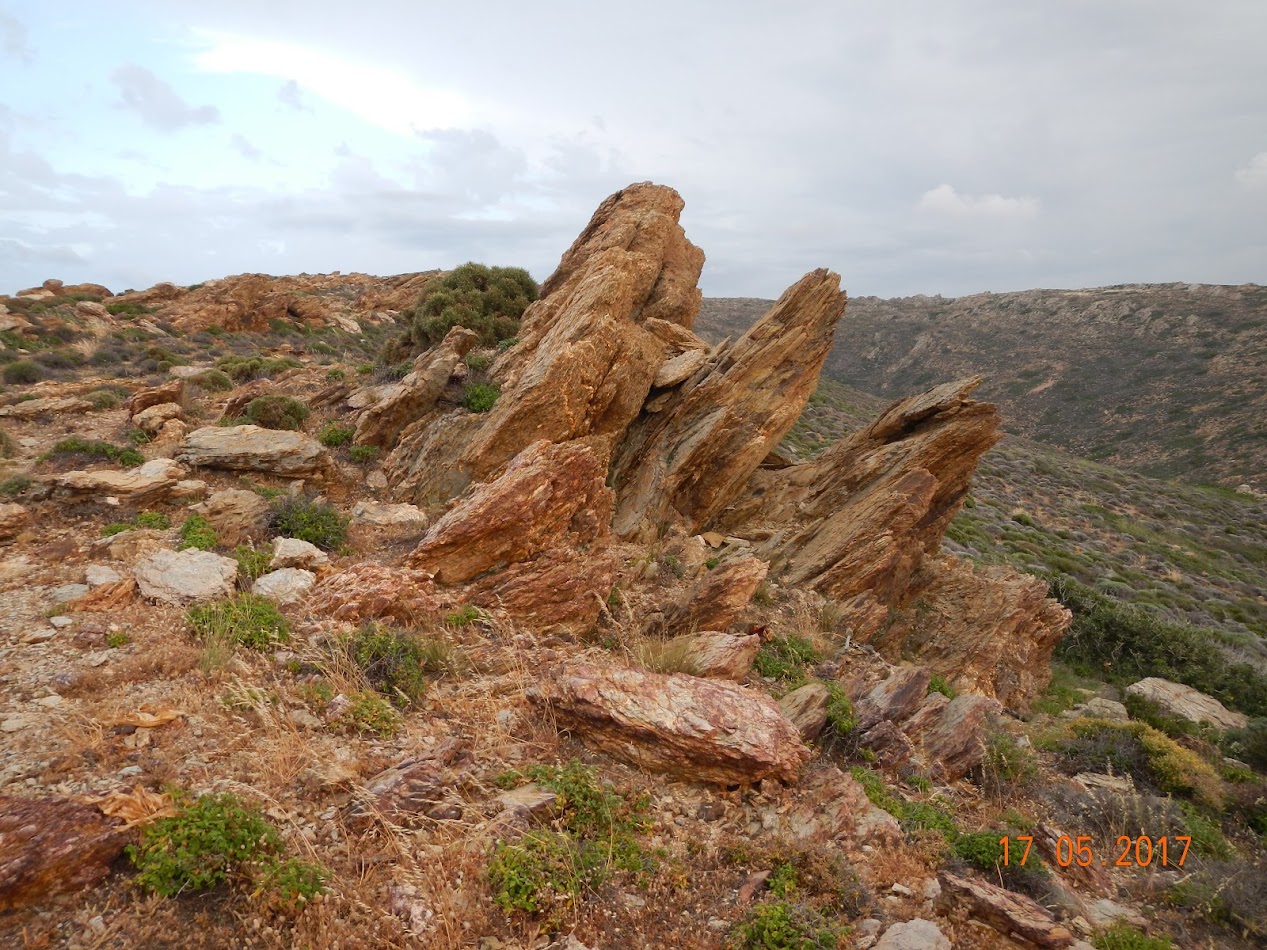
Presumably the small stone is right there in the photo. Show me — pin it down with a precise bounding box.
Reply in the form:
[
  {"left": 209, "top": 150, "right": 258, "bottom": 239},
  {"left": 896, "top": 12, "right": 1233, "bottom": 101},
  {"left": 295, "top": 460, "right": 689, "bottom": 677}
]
[
  {"left": 921, "top": 878, "right": 942, "bottom": 901},
  {"left": 890, "top": 883, "right": 914, "bottom": 896},
  {"left": 87, "top": 916, "right": 106, "bottom": 935},
  {"left": 49, "top": 616, "right": 73, "bottom": 629},
  {"left": 857, "top": 919, "right": 883, "bottom": 937},
  {"left": 366, "top": 469, "right": 388, "bottom": 489},
  {"left": 34, "top": 695, "right": 64, "bottom": 707},
  {"left": 117, "top": 766, "right": 143, "bottom": 777},
  {"left": 85, "top": 651, "right": 110, "bottom": 667},
  {"left": 874, "top": 918, "right": 951, "bottom": 950},
  {"left": 21, "top": 628, "right": 58, "bottom": 644},
  {"left": 2, "top": 716, "right": 29, "bottom": 733},
  {"left": 270, "top": 537, "right": 329, "bottom": 570},
  {"left": 50, "top": 584, "right": 89, "bottom": 603}
]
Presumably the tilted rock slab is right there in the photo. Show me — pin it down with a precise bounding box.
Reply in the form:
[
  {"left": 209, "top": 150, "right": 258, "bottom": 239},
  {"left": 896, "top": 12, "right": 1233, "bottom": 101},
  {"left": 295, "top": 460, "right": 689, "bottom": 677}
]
[
  {"left": 649, "top": 631, "right": 761, "bottom": 680},
  {"left": 1125, "top": 677, "right": 1249, "bottom": 731},
  {"left": 54, "top": 457, "right": 188, "bottom": 504},
  {"left": 387, "top": 182, "right": 705, "bottom": 501},
  {"left": 610, "top": 268, "right": 847, "bottom": 541},
  {"left": 355, "top": 325, "right": 477, "bottom": 450},
  {"left": 663, "top": 556, "right": 768, "bottom": 633},
  {"left": 937, "top": 870, "right": 1076, "bottom": 948},
  {"left": 177, "top": 425, "right": 329, "bottom": 476},
  {"left": 526, "top": 661, "right": 810, "bottom": 784}
]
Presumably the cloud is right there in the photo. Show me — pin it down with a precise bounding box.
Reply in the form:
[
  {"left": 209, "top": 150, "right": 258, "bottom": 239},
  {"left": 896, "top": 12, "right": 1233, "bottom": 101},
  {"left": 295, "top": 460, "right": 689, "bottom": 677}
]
[
  {"left": 231, "top": 133, "right": 262, "bottom": 160},
  {"left": 918, "top": 184, "right": 1040, "bottom": 220},
  {"left": 112, "top": 64, "right": 221, "bottom": 131},
  {"left": 0, "top": 12, "right": 33, "bottom": 64},
  {"left": 1235, "top": 152, "right": 1267, "bottom": 189},
  {"left": 276, "top": 79, "right": 306, "bottom": 110}
]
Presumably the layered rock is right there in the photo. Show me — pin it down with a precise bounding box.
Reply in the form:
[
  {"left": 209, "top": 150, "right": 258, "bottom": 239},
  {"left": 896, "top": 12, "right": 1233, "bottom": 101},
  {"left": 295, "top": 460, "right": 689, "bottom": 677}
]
[
  {"left": 0, "top": 502, "right": 30, "bottom": 540},
  {"left": 527, "top": 661, "right": 810, "bottom": 784},
  {"left": 1125, "top": 677, "right": 1249, "bottom": 731},
  {"left": 662, "top": 556, "right": 768, "bottom": 633},
  {"left": 610, "top": 269, "right": 847, "bottom": 541},
  {"left": 54, "top": 458, "right": 188, "bottom": 504},
  {"left": 188, "top": 489, "right": 272, "bottom": 546},
  {"left": 178, "top": 425, "right": 329, "bottom": 476},
  {"left": 307, "top": 563, "right": 439, "bottom": 624},
  {"left": 937, "top": 871, "right": 1076, "bottom": 948},
  {"left": 386, "top": 183, "right": 705, "bottom": 501},
  {"left": 641, "top": 631, "right": 760, "bottom": 680}
]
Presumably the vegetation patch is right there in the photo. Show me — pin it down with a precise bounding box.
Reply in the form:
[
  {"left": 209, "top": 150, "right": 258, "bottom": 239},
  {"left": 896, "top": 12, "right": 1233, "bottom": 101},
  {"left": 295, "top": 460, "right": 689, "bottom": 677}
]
[
  {"left": 270, "top": 496, "right": 347, "bottom": 551},
  {"left": 188, "top": 595, "right": 289, "bottom": 650},
  {"left": 728, "top": 900, "right": 844, "bottom": 949},
  {"left": 409, "top": 262, "right": 537, "bottom": 350},
  {"left": 2, "top": 359, "right": 45, "bottom": 385},
  {"left": 463, "top": 381, "right": 500, "bottom": 413},
  {"left": 245, "top": 395, "right": 310, "bottom": 431},
  {"left": 216, "top": 355, "right": 302, "bottom": 382},
  {"left": 178, "top": 514, "right": 219, "bottom": 551},
  {"left": 317, "top": 421, "right": 354, "bottom": 446},
  {"left": 754, "top": 635, "right": 819, "bottom": 685},
  {"left": 40, "top": 437, "right": 144, "bottom": 468},
  {"left": 346, "top": 622, "right": 446, "bottom": 707}
]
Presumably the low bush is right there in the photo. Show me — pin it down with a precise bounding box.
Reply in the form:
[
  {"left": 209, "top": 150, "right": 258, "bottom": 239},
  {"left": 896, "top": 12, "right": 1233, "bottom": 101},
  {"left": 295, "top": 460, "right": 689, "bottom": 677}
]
[
  {"left": 333, "top": 691, "right": 401, "bottom": 737},
  {"left": 270, "top": 497, "right": 347, "bottom": 551},
  {"left": 178, "top": 514, "right": 219, "bottom": 551},
  {"left": 977, "top": 727, "right": 1039, "bottom": 798},
  {"left": 216, "top": 355, "right": 301, "bottom": 382},
  {"left": 245, "top": 395, "right": 309, "bottom": 431},
  {"left": 40, "top": 437, "right": 143, "bottom": 468},
  {"left": 347, "top": 623, "right": 433, "bottom": 707},
  {"left": 463, "top": 381, "right": 500, "bottom": 413},
  {"left": 728, "top": 900, "right": 843, "bottom": 949},
  {"left": 233, "top": 545, "right": 272, "bottom": 583},
  {"left": 188, "top": 595, "right": 289, "bottom": 650},
  {"left": 317, "top": 421, "right": 354, "bottom": 447},
  {"left": 190, "top": 368, "right": 234, "bottom": 392},
  {"left": 409, "top": 262, "right": 537, "bottom": 350},
  {"left": 1091, "top": 924, "right": 1174, "bottom": 950},
  {"left": 0, "top": 475, "right": 32, "bottom": 498},
  {"left": 754, "top": 635, "right": 819, "bottom": 685},
  {"left": 348, "top": 445, "right": 377, "bottom": 464},
  {"left": 0, "top": 429, "right": 17, "bottom": 458},
  {"left": 1222, "top": 717, "right": 1267, "bottom": 772},
  {"left": 3, "top": 359, "right": 45, "bottom": 384}
]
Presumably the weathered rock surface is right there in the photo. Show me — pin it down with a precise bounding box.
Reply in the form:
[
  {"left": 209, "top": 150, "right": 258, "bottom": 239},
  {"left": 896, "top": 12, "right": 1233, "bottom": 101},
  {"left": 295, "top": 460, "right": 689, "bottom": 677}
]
[
  {"left": 270, "top": 537, "right": 329, "bottom": 570},
  {"left": 0, "top": 395, "right": 93, "bottom": 419},
  {"left": 644, "top": 631, "right": 760, "bottom": 680},
  {"left": 132, "top": 401, "right": 183, "bottom": 435},
  {"left": 526, "top": 661, "right": 809, "bottom": 784},
  {"left": 938, "top": 871, "right": 1075, "bottom": 947},
  {"left": 663, "top": 556, "right": 768, "bottom": 633},
  {"left": 346, "top": 739, "right": 472, "bottom": 828},
  {"left": 0, "top": 502, "right": 29, "bottom": 540},
  {"left": 873, "top": 919, "right": 952, "bottom": 950},
  {"left": 386, "top": 182, "right": 705, "bottom": 501},
  {"left": 355, "top": 325, "right": 477, "bottom": 449},
  {"left": 0, "top": 795, "right": 129, "bottom": 912},
  {"left": 189, "top": 489, "right": 272, "bottom": 546},
  {"left": 463, "top": 546, "right": 619, "bottom": 635},
  {"left": 134, "top": 548, "right": 238, "bottom": 605},
  {"left": 610, "top": 269, "right": 847, "bottom": 541},
  {"left": 1125, "top": 677, "right": 1249, "bottom": 731},
  {"left": 308, "top": 563, "right": 439, "bottom": 624},
  {"left": 778, "top": 681, "right": 833, "bottom": 741},
  {"left": 124, "top": 379, "right": 183, "bottom": 415},
  {"left": 54, "top": 458, "right": 188, "bottom": 504},
  {"left": 751, "top": 765, "right": 901, "bottom": 846},
  {"left": 252, "top": 568, "right": 316, "bottom": 605},
  {"left": 177, "top": 425, "right": 329, "bottom": 476},
  {"left": 351, "top": 500, "right": 429, "bottom": 527}
]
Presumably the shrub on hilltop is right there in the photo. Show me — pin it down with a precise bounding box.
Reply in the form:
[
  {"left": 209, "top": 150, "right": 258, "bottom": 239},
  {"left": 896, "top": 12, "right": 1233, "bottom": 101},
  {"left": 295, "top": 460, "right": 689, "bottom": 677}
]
[{"left": 408, "top": 262, "right": 537, "bottom": 350}]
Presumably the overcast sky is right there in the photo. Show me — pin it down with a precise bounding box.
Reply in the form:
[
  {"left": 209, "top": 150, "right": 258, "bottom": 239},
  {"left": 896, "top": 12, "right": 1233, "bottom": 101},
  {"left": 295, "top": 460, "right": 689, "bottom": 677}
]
[{"left": 2, "top": 0, "right": 1265, "bottom": 299}]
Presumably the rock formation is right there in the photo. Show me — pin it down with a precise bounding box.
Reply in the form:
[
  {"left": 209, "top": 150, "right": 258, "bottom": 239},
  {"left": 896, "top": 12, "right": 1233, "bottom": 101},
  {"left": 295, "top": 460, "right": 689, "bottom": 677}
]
[{"left": 177, "top": 425, "right": 329, "bottom": 476}]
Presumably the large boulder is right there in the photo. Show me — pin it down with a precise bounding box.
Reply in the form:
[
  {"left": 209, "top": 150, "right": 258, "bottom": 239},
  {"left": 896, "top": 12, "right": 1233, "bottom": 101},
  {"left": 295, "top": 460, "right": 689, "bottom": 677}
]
[
  {"left": 54, "top": 457, "right": 188, "bottom": 504},
  {"left": 134, "top": 548, "right": 238, "bottom": 605},
  {"left": 177, "top": 425, "right": 329, "bottom": 476},
  {"left": 1125, "top": 677, "right": 1249, "bottom": 731},
  {"left": 526, "top": 661, "right": 810, "bottom": 784},
  {"left": 385, "top": 182, "right": 705, "bottom": 502},
  {"left": 307, "top": 563, "right": 439, "bottom": 624}
]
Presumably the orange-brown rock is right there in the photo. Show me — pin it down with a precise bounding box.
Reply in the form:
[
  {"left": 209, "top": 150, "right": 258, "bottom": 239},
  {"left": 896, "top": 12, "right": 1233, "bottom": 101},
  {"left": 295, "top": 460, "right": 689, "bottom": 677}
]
[
  {"left": 642, "top": 631, "right": 761, "bottom": 680},
  {"left": 355, "top": 325, "right": 477, "bottom": 449},
  {"left": 308, "top": 563, "right": 440, "bottom": 625},
  {"left": 124, "top": 378, "right": 184, "bottom": 415},
  {"left": 408, "top": 439, "right": 613, "bottom": 584},
  {"left": 355, "top": 270, "right": 444, "bottom": 313},
  {"left": 462, "top": 547, "right": 618, "bottom": 635},
  {"left": 388, "top": 183, "right": 706, "bottom": 502},
  {"left": 0, "top": 503, "right": 30, "bottom": 540},
  {"left": 937, "top": 871, "right": 1076, "bottom": 948},
  {"left": 0, "top": 794, "right": 130, "bottom": 911},
  {"left": 901, "top": 691, "right": 1002, "bottom": 782},
  {"left": 527, "top": 661, "right": 810, "bottom": 784},
  {"left": 346, "top": 738, "right": 472, "bottom": 828},
  {"left": 778, "top": 681, "right": 832, "bottom": 741},
  {"left": 664, "top": 556, "right": 768, "bottom": 633},
  {"left": 610, "top": 269, "right": 847, "bottom": 541},
  {"left": 187, "top": 489, "right": 271, "bottom": 546}
]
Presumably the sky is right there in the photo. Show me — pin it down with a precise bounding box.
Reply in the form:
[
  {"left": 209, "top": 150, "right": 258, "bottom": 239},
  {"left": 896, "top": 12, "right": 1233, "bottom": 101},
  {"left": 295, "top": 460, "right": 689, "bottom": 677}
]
[{"left": 1, "top": 0, "right": 1265, "bottom": 299}]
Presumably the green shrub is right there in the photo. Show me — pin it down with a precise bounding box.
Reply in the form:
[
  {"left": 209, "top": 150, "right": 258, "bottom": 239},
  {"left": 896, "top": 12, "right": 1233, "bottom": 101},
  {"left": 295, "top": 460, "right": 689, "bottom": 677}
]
[
  {"left": 216, "top": 355, "right": 301, "bottom": 382},
  {"left": 134, "top": 510, "right": 171, "bottom": 530},
  {"left": 463, "top": 382, "right": 500, "bottom": 413},
  {"left": 245, "top": 395, "right": 309, "bottom": 431},
  {"left": 978, "top": 728, "right": 1039, "bottom": 797},
  {"left": 188, "top": 595, "right": 289, "bottom": 650},
  {"left": 101, "top": 522, "right": 131, "bottom": 537},
  {"left": 347, "top": 623, "right": 431, "bottom": 707},
  {"left": 191, "top": 368, "right": 234, "bottom": 392},
  {"left": 3, "top": 360, "right": 45, "bottom": 384},
  {"left": 728, "top": 900, "right": 843, "bottom": 949},
  {"left": 85, "top": 389, "right": 122, "bottom": 410},
  {"left": 1222, "top": 718, "right": 1267, "bottom": 772},
  {"left": 270, "top": 497, "right": 347, "bottom": 551},
  {"left": 849, "top": 766, "right": 959, "bottom": 839},
  {"left": 128, "top": 792, "right": 281, "bottom": 896},
  {"left": 1091, "top": 924, "right": 1173, "bottom": 950},
  {"left": 464, "top": 351, "right": 492, "bottom": 371},
  {"left": 348, "top": 445, "right": 377, "bottom": 464},
  {"left": 178, "top": 514, "right": 219, "bottom": 551},
  {"left": 409, "top": 262, "right": 537, "bottom": 350},
  {"left": 928, "top": 674, "right": 957, "bottom": 698},
  {"left": 125, "top": 428, "right": 151, "bottom": 445},
  {"left": 256, "top": 856, "right": 329, "bottom": 911},
  {"left": 317, "top": 421, "right": 354, "bottom": 447},
  {"left": 445, "top": 605, "right": 483, "bottom": 628},
  {"left": 754, "top": 635, "right": 819, "bottom": 684},
  {"left": 335, "top": 690, "right": 401, "bottom": 737},
  {"left": 823, "top": 683, "right": 857, "bottom": 739},
  {"left": 952, "top": 830, "right": 1006, "bottom": 871},
  {"left": 1048, "top": 574, "right": 1267, "bottom": 718},
  {"left": 40, "top": 437, "right": 143, "bottom": 468},
  {"left": 0, "top": 475, "right": 32, "bottom": 498},
  {"left": 233, "top": 544, "right": 272, "bottom": 583},
  {"left": 106, "top": 301, "right": 149, "bottom": 318}
]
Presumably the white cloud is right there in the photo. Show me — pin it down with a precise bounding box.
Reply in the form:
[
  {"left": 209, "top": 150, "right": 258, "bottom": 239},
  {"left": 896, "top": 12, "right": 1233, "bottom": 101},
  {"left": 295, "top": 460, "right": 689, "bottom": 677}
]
[
  {"left": 1235, "top": 152, "right": 1267, "bottom": 189},
  {"left": 230, "top": 133, "right": 262, "bottom": 160},
  {"left": 918, "top": 184, "right": 1040, "bottom": 219},
  {"left": 112, "top": 64, "right": 221, "bottom": 131},
  {"left": 276, "top": 79, "right": 307, "bottom": 111},
  {"left": 193, "top": 32, "right": 472, "bottom": 136},
  {"left": 0, "top": 12, "right": 33, "bottom": 64}
]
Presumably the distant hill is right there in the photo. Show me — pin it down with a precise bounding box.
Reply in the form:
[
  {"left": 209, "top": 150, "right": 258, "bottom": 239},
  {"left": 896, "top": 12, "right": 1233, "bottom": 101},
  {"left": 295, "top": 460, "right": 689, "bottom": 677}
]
[{"left": 699, "top": 283, "right": 1267, "bottom": 490}]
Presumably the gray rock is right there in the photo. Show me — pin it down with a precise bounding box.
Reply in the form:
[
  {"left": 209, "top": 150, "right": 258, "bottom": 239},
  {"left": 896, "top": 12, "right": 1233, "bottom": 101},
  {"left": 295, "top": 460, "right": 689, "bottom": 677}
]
[
  {"left": 252, "top": 568, "right": 316, "bottom": 606},
  {"left": 1125, "top": 677, "right": 1249, "bottom": 731},
  {"left": 351, "top": 500, "right": 428, "bottom": 527},
  {"left": 84, "top": 565, "right": 123, "bottom": 588},
  {"left": 49, "top": 616, "right": 73, "bottom": 629},
  {"left": 53, "top": 458, "right": 187, "bottom": 504},
  {"left": 270, "top": 537, "right": 329, "bottom": 570},
  {"left": 134, "top": 549, "right": 238, "bottom": 605},
  {"left": 177, "top": 425, "right": 329, "bottom": 476},
  {"left": 1, "top": 716, "right": 30, "bottom": 733},
  {"left": 49, "top": 584, "right": 89, "bottom": 603},
  {"left": 874, "top": 919, "right": 951, "bottom": 950},
  {"left": 1085, "top": 898, "right": 1147, "bottom": 930}
]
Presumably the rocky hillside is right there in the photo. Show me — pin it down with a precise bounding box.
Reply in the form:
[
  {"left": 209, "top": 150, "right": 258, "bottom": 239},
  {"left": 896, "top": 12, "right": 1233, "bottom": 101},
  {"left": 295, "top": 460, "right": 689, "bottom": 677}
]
[
  {"left": 700, "top": 284, "right": 1267, "bottom": 491},
  {"left": 1, "top": 184, "right": 1264, "bottom": 950}
]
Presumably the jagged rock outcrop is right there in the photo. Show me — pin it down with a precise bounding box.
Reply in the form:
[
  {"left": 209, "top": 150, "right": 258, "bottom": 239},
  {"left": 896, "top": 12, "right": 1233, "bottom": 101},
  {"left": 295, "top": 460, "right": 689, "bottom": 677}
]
[
  {"left": 386, "top": 182, "right": 706, "bottom": 501},
  {"left": 177, "top": 425, "right": 329, "bottom": 476},
  {"left": 527, "top": 661, "right": 810, "bottom": 784},
  {"left": 124, "top": 379, "right": 184, "bottom": 415},
  {"left": 354, "top": 325, "right": 477, "bottom": 449},
  {"left": 0, "top": 503, "right": 30, "bottom": 540},
  {"left": 1125, "top": 677, "right": 1249, "bottom": 731},
  {"left": 778, "top": 681, "right": 832, "bottom": 741},
  {"left": 937, "top": 871, "right": 1076, "bottom": 948},
  {"left": 610, "top": 269, "right": 847, "bottom": 541}
]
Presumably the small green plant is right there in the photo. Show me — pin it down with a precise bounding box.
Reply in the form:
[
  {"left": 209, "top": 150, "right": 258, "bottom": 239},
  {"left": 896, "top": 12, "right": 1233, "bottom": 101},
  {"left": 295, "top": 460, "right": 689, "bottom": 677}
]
[
  {"left": 101, "top": 522, "right": 132, "bottom": 537},
  {"left": 317, "top": 421, "right": 355, "bottom": 447},
  {"left": 0, "top": 429, "right": 16, "bottom": 458},
  {"left": 233, "top": 544, "right": 272, "bottom": 583},
  {"left": 705, "top": 556, "right": 721, "bottom": 570},
  {"left": 1222, "top": 717, "right": 1267, "bottom": 771},
  {"left": 125, "top": 428, "right": 151, "bottom": 445},
  {"left": 178, "top": 514, "right": 219, "bottom": 551},
  {"left": 324, "top": 368, "right": 346, "bottom": 381},
  {"left": 754, "top": 635, "right": 819, "bottom": 684},
  {"left": 257, "top": 856, "right": 329, "bottom": 911},
  {"left": 978, "top": 728, "right": 1039, "bottom": 798},
  {"left": 463, "top": 382, "right": 500, "bottom": 413},
  {"left": 106, "top": 630, "right": 131, "bottom": 648},
  {"left": 336, "top": 690, "right": 401, "bottom": 737},
  {"left": 348, "top": 445, "right": 377, "bottom": 463},
  {"left": 0, "top": 475, "right": 32, "bottom": 498},
  {"left": 3, "top": 359, "right": 45, "bottom": 384},
  {"left": 134, "top": 510, "right": 171, "bottom": 530},
  {"left": 41, "top": 437, "right": 143, "bottom": 468},
  {"left": 347, "top": 623, "right": 433, "bottom": 707},
  {"left": 270, "top": 497, "right": 347, "bottom": 551},
  {"left": 952, "top": 830, "right": 1006, "bottom": 871},
  {"left": 767, "top": 862, "right": 799, "bottom": 898},
  {"left": 190, "top": 368, "right": 234, "bottom": 392},
  {"left": 1091, "top": 923, "right": 1174, "bottom": 950},
  {"left": 729, "top": 900, "right": 843, "bottom": 949},
  {"left": 128, "top": 792, "right": 281, "bottom": 896},
  {"left": 849, "top": 766, "right": 959, "bottom": 840},
  {"left": 752, "top": 582, "right": 775, "bottom": 606},
  {"left": 823, "top": 683, "right": 857, "bottom": 739},
  {"left": 188, "top": 595, "right": 289, "bottom": 650},
  {"left": 927, "top": 675, "right": 957, "bottom": 698},
  {"left": 464, "top": 351, "right": 493, "bottom": 371},
  {"left": 245, "top": 395, "right": 309, "bottom": 431},
  {"left": 445, "top": 605, "right": 483, "bottom": 627}
]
